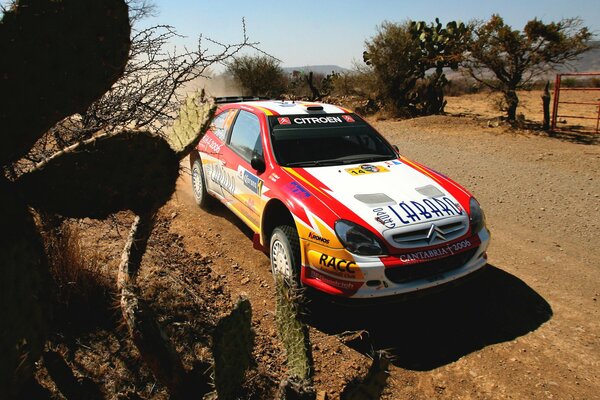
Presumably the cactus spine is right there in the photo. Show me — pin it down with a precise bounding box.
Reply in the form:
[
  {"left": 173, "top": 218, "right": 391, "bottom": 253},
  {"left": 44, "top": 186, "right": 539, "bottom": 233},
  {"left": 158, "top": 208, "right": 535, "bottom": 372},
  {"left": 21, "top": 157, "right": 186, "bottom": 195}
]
[
  {"left": 212, "top": 297, "right": 255, "bottom": 400},
  {"left": 275, "top": 277, "right": 316, "bottom": 398}
]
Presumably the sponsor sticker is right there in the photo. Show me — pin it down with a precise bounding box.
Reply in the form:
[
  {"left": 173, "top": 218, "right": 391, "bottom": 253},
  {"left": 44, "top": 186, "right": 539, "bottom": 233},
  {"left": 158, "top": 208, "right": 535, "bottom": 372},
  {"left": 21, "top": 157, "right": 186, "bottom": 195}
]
[
  {"left": 208, "top": 164, "right": 235, "bottom": 195},
  {"left": 201, "top": 136, "right": 222, "bottom": 153},
  {"left": 238, "top": 167, "right": 264, "bottom": 196},
  {"left": 268, "top": 172, "right": 280, "bottom": 182},
  {"left": 342, "top": 115, "right": 355, "bottom": 123},
  {"left": 387, "top": 197, "right": 464, "bottom": 225},
  {"left": 346, "top": 164, "right": 390, "bottom": 176},
  {"left": 308, "top": 231, "right": 330, "bottom": 245},
  {"left": 293, "top": 116, "right": 343, "bottom": 124},
  {"left": 278, "top": 117, "right": 291, "bottom": 125},
  {"left": 308, "top": 251, "right": 361, "bottom": 279},
  {"left": 395, "top": 235, "right": 481, "bottom": 265},
  {"left": 373, "top": 207, "right": 396, "bottom": 229},
  {"left": 384, "top": 160, "right": 402, "bottom": 167},
  {"left": 285, "top": 181, "right": 311, "bottom": 198},
  {"left": 307, "top": 268, "right": 363, "bottom": 294}
]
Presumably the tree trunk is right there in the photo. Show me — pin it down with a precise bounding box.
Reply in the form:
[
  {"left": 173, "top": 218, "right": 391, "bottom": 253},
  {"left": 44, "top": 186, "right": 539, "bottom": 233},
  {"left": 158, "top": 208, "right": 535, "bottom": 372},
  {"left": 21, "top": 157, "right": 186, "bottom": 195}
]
[{"left": 505, "top": 89, "right": 519, "bottom": 121}]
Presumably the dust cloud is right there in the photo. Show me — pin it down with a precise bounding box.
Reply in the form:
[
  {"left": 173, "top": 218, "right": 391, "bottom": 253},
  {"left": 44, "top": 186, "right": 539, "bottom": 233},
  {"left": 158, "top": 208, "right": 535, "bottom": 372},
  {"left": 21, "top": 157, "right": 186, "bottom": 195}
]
[{"left": 182, "top": 74, "right": 242, "bottom": 97}]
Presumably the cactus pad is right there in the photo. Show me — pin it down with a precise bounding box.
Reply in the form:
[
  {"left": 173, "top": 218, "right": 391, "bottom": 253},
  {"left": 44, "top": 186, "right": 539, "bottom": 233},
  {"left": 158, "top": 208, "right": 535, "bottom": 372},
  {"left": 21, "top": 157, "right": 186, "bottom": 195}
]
[
  {"left": 212, "top": 297, "right": 254, "bottom": 400},
  {"left": 16, "top": 131, "right": 180, "bottom": 218},
  {"left": 0, "top": 0, "right": 131, "bottom": 164},
  {"left": 167, "top": 91, "right": 216, "bottom": 158}
]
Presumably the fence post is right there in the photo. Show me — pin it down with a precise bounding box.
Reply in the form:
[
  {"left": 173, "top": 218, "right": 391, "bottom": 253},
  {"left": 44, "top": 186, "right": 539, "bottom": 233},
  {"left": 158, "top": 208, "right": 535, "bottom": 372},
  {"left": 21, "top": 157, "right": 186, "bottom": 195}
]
[
  {"left": 551, "top": 74, "right": 561, "bottom": 132},
  {"left": 542, "top": 81, "right": 551, "bottom": 131}
]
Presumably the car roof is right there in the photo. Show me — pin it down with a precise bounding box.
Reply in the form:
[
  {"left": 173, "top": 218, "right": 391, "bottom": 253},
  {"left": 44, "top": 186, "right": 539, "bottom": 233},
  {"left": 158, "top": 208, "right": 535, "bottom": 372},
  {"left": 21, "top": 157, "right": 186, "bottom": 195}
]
[{"left": 226, "top": 100, "right": 351, "bottom": 116}]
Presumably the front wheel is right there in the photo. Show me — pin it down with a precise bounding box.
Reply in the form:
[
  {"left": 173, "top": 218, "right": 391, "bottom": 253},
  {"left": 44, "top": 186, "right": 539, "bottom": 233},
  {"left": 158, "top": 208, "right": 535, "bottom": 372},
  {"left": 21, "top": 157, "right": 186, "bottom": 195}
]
[
  {"left": 270, "top": 225, "right": 302, "bottom": 289},
  {"left": 191, "top": 159, "right": 213, "bottom": 209}
]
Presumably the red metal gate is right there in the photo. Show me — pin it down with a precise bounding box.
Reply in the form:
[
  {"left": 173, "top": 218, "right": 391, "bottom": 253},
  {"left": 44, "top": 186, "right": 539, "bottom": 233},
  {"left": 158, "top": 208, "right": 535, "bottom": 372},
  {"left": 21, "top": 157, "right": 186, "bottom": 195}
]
[{"left": 551, "top": 72, "right": 600, "bottom": 134}]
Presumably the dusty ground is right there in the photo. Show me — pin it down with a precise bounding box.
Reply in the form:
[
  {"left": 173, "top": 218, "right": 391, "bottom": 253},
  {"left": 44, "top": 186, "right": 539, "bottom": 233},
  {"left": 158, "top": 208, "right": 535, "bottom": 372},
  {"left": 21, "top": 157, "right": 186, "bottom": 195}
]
[{"left": 35, "top": 91, "right": 600, "bottom": 399}]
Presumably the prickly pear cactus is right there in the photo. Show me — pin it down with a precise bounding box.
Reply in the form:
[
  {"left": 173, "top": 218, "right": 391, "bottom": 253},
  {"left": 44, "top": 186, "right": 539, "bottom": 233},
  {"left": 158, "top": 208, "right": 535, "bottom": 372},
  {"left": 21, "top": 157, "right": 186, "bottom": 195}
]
[
  {"left": 0, "top": 0, "right": 218, "bottom": 396},
  {"left": 212, "top": 297, "right": 255, "bottom": 400},
  {"left": 0, "top": 1, "right": 131, "bottom": 396},
  {"left": 0, "top": 0, "right": 221, "bottom": 397},
  {"left": 275, "top": 276, "right": 314, "bottom": 383},
  {"left": 0, "top": 180, "right": 50, "bottom": 398},
  {"left": 0, "top": 0, "right": 131, "bottom": 164},
  {"left": 168, "top": 90, "right": 216, "bottom": 157}
]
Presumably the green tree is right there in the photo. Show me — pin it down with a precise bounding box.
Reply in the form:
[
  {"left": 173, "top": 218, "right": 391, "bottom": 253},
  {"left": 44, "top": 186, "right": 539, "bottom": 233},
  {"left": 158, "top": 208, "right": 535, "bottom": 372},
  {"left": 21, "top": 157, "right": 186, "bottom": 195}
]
[
  {"left": 226, "top": 54, "right": 286, "bottom": 98},
  {"left": 466, "top": 15, "right": 592, "bottom": 121},
  {"left": 363, "top": 19, "right": 469, "bottom": 116},
  {"left": 363, "top": 21, "right": 421, "bottom": 115}
]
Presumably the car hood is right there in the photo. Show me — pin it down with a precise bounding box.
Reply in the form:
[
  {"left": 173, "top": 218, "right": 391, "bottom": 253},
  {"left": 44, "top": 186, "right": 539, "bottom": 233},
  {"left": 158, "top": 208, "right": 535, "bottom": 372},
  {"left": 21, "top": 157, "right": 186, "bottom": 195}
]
[{"left": 291, "top": 159, "right": 471, "bottom": 245}]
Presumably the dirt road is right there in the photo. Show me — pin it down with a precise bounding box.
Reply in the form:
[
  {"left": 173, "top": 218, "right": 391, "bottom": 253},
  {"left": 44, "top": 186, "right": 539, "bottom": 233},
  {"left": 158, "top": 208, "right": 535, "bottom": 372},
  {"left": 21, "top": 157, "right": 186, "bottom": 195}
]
[{"left": 167, "top": 112, "right": 600, "bottom": 399}]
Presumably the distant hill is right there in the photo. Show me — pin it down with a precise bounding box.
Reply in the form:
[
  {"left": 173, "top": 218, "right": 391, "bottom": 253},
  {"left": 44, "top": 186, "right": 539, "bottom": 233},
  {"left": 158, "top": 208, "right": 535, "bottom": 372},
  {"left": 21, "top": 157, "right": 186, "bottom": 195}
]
[
  {"left": 282, "top": 65, "right": 350, "bottom": 75},
  {"left": 562, "top": 41, "right": 600, "bottom": 72},
  {"left": 281, "top": 44, "right": 600, "bottom": 76}
]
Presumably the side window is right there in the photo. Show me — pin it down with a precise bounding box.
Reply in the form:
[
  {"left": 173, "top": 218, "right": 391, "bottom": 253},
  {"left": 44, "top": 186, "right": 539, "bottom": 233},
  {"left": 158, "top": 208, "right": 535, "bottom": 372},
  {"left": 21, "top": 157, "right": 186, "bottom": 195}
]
[
  {"left": 228, "top": 110, "right": 263, "bottom": 162},
  {"left": 210, "top": 110, "right": 237, "bottom": 141}
]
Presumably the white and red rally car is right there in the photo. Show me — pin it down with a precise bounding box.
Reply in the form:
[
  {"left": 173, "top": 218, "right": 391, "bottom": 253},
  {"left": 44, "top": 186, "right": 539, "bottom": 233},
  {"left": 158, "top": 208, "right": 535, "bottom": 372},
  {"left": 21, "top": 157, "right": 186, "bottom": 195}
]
[{"left": 190, "top": 98, "right": 490, "bottom": 300}]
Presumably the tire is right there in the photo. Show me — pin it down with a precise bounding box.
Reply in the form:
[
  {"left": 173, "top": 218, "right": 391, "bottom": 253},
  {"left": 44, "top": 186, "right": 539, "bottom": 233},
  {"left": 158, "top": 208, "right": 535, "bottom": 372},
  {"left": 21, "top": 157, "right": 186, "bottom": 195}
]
[
  {"left": 191, "top": 159, "right": 213, "bottom": 209},
  {"left": 270, "top": 225, "right": 302, "bottom": 289}
]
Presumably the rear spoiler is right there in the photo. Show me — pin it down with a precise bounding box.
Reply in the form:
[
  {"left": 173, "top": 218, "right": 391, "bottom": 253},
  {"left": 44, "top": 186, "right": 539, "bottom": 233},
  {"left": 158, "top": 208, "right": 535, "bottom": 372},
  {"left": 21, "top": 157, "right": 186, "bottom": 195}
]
[{"left": 215, "top": 96, "right": 271, "bottom": 104}]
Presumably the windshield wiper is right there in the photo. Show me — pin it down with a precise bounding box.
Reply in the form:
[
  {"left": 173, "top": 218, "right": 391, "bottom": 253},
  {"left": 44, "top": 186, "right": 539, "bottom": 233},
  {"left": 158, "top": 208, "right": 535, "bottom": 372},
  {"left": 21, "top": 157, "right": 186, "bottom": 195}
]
[
  {"left": 285, "top": 160, "right": 322, "bottom": 167},
  {"left": 285, "top": 154, "right": 394, "bottom": 168},
  {"left": 285, "top": 159, "right": 346, "bottom": 167},
  {"left": 356, "top": 154, "right": 395, "bottom": 163},
  {"left": 334, "top": 154, "right": 394, "bottom": 164}
]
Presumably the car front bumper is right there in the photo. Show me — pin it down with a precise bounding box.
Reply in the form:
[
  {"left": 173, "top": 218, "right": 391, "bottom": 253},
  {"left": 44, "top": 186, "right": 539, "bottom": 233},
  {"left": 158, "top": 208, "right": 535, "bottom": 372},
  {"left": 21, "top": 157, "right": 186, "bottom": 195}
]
[{"left": 300, "top": 227, "right": 490, "bottom": 299}]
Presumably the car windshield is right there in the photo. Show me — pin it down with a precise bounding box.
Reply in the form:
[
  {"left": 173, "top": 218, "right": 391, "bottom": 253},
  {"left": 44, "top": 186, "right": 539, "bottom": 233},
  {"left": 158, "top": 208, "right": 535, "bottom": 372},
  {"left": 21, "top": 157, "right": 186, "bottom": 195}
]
[{"left": 269, "top": 114, "right": 396, "bottom": 167}]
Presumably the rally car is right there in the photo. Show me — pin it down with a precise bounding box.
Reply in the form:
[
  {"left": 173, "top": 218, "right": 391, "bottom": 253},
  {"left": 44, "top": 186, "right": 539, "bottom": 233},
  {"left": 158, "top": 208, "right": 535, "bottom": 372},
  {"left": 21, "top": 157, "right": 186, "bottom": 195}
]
[{"left": 189, "top": 98, "right": 490, "bottom": 299}]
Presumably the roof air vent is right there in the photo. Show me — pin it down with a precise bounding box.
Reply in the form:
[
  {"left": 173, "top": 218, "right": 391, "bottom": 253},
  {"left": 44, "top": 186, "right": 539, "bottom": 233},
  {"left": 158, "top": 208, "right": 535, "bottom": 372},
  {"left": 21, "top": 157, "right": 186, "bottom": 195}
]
[{"left": 305, "top": 105, "right": 324, "bottom": 111}]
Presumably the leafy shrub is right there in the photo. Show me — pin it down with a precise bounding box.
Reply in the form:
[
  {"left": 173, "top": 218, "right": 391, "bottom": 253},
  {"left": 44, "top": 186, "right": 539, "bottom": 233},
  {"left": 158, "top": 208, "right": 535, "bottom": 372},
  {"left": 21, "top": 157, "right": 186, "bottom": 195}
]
[
  {"left": 225, "top": 55, "right": 287, "bottom": 98},
  {"left": 363, "top": 19, "right": 470, "bottom": 116}
]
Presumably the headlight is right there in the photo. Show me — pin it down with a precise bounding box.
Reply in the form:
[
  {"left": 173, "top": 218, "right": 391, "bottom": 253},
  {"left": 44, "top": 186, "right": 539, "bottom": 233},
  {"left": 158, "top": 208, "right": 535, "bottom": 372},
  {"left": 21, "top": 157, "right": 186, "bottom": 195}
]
[
  {"left": 334, "top": 219, "right": 386, "bottom": 256},
  {"left": 469, "top": 198, "right": 486, "bottom": 234}
]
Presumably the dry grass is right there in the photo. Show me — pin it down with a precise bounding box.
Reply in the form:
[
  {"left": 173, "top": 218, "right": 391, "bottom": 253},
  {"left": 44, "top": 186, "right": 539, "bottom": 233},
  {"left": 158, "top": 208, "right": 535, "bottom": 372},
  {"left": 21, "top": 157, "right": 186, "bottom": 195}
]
[{"left": 42, "top": 221, "right": 114, "bottom": 330}]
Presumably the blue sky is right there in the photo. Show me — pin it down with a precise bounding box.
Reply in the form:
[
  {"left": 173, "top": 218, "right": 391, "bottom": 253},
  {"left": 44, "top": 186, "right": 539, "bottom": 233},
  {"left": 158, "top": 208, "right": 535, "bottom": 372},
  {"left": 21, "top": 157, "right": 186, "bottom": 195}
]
[
  {"left": 140, "top": 0, "right": 599, "bottom": 69},
  {"left": 2, "top": 0, "right": 598, "bottom": 68}
]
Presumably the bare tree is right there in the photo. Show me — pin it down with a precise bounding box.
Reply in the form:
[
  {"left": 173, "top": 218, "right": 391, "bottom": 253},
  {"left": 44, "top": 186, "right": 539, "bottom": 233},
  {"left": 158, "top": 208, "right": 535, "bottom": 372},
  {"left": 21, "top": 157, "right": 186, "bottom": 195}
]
[{"left": 11, "top": 3, "right": 261, "bottom": 176}]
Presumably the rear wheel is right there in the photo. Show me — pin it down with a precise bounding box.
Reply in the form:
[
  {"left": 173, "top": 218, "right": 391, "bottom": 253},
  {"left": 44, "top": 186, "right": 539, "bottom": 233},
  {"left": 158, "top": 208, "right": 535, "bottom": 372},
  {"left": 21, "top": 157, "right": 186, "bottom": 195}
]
[
  {"left": 191, "top": 159, "right": 213, "bottom": 209},
  {"left": 270, "top": 225, "right": 302, "bottom": 289}
]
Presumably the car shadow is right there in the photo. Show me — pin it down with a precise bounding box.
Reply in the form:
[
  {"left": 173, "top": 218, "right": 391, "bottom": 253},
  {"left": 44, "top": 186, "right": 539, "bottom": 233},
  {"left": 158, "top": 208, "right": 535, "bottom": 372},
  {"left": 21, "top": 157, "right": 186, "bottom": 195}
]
[
  {"left": 304, "top": 265, "right": 552, "bottom": 371},
  {"left": 205, "top": 201, "right": 256, "bottom": 240}
]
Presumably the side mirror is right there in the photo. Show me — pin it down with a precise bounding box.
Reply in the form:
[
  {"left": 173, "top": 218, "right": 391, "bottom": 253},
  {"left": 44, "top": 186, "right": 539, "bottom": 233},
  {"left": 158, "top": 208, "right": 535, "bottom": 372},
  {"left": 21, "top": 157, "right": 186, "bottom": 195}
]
[
  {"left": 393, "top": 145, "right": 400, "bottom": 155},
  {"left": 251, "top": 154, "right": 266, "bottom": 173}
]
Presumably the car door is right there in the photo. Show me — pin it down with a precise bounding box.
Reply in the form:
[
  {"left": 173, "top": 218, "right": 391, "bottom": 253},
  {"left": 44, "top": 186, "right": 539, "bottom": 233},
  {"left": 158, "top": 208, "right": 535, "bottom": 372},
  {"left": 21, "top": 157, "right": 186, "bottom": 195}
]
[
  {"left": 219, "top": 109, "right": 265, "bottom": 230},
  {"left": 199, "top": 109, "right": 237, "bottom": 197}
]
